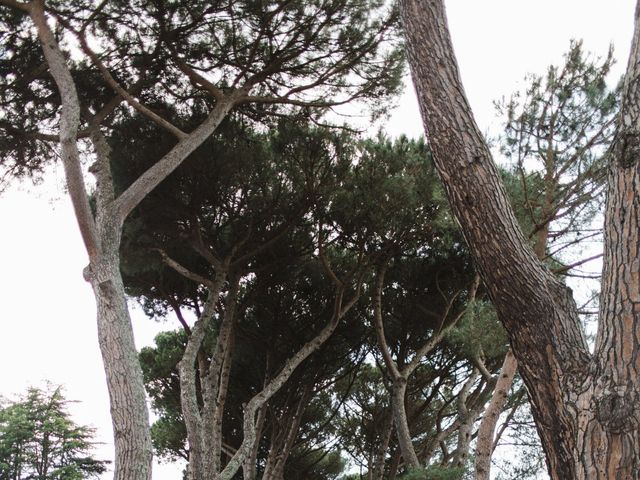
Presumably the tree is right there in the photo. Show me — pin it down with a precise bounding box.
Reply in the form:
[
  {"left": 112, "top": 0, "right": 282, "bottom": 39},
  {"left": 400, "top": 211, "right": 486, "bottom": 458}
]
[
  {"left": 0, "top": 1, "right": 403, "bottom": 478},
  {"left": 0, "top": 386, "right": 108, "bottom": 480},
  {"left": 400, "top": 0, "right": 640, "bottom": 477},
  {"left": 475, "top": 41, "right": 619, "bottom": 480},
  {"left": 116, "top": 117, "right": 369, "bottom": 480}
]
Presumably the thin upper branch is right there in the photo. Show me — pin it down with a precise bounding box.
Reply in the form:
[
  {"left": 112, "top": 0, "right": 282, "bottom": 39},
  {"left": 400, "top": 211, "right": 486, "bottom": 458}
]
[{"left": 55, "top": 16, "right": 188, "bottom": 140}]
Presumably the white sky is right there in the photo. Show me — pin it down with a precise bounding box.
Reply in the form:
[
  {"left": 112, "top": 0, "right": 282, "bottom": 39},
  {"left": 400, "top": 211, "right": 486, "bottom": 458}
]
[{"left": 0, "top": 1, "right": 635, "bottom": 479}]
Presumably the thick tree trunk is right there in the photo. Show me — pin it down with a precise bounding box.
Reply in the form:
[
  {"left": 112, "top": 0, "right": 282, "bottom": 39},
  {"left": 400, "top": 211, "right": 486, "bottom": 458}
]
[
  {"left": 400, "top": 1, "right": 640, "bottom": 477},
  {"left": 88, "top": 237, "right": 153, "bottom": 480},
  {"left": 586, "top": 3, "right": 640, "bottom": 473}
]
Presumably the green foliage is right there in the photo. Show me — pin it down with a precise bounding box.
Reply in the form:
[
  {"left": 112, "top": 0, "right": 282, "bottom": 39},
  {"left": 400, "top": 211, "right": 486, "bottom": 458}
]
[
  {"left": 445, "top": 299, "right": 508, "bottom": 362},
  {"left": 0, "top": 386, "right": 108, "bottom": 480},
  {"left": 497, "top": 40, "right": 619, "bottom": 261},
  {"left": 0, "top": 0, "right": 404, "bottom": 185},
  {"left": 400, "top": 465, "right": 466, "bottom": 480},
  {"left": 139, "top": 331, "right": 190, "bottom": 461}
]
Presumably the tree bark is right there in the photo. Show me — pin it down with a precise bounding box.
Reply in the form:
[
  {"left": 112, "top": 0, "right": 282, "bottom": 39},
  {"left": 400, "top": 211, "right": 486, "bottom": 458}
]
[
  {"left": 400, "top": 0, "right": 640, "bottom": 478},
  {"left": 451, "top": 369, "right": 479, "bottom": 468},
  {"left": 390, "top": 378, "right": 420, "bottom": 469},
  {"left": 474, "top": 349, "right": 517, "bottom": 480},
  {"left": 28, "top": 4, "right": 153, "bottom": 479}
]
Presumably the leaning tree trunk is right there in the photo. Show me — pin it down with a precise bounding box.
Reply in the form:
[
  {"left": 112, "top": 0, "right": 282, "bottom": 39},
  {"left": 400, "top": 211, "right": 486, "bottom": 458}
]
[
  {"left": 474, "top": 194, "right": 551, "bottom": 478},
  {"left": 400, "top": 0, "right": 640, "bottom": 478}
]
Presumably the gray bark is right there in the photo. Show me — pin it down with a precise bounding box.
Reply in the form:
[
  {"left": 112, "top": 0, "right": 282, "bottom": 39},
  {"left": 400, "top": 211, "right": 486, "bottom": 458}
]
[
  {"left": 474, "top": 349, "right": 517, "bottom": 480},
  {"left": 28, "top": 3, "right": 153, "bottom": 479},
  {"left": 216, "top": 284, "right": 362, "bottom": 480}
]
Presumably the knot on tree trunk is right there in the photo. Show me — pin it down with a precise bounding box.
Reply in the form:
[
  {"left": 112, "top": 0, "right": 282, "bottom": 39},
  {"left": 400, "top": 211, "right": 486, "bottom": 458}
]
[
  {"left": 613, "top": 130, "right": 640, "bottom": 169},
  {"left": 595, "top": 387, "right": 640, "bottom": 433}
]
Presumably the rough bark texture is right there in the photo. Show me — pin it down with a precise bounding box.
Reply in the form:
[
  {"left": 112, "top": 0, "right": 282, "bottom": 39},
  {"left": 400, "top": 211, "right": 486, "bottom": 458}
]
[
  {"left": 204, "top": 276, "right": 240, "bottom": 480},
  {"left": 88, "top": 237, "right": 153, "bottom": 480},
  {"left": 474, "top": 349, "right": 517, "bottom": 480},
  {"left": 28, "top": 0, "right": 99, "bottom": 259},
  {"left": 400, "top": 0, "right": 640, "bottom": 477},
  {"left": 28, "top": 3, "right": 153, "bottom": 479},
  {"left": 178, "top": 276, "right": 226, "bottom": 480}
]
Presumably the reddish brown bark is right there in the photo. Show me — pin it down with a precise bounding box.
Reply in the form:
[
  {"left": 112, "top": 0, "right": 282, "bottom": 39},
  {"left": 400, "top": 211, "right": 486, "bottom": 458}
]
[{"left": 400, "top": 0, "right": 640, "bottom": 477}]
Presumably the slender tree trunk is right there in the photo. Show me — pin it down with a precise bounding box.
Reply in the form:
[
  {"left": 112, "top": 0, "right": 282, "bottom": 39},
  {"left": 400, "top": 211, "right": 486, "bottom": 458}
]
[
  {"left": 269, "top": 384, "right": 313, "bottom": 480},
  {"left": 374, "top": 264, "right": 479, "bottom": 471},
  {"left": 400, "top": 1, "right": 640, "bottom": 477},
  {"left": 179, "top": 280, "right": 225, "bottom": 480},
  {"left": 215, "top": 282, "right": 362, "bottom": 480},
  {"left": 242, "top": 403, "right": 266, "bottom": 480},
  {"left": 474, "top": 349, "right": 517, "bottom": 480},
  {"left": 451, "top": 369, "right": 479, "bottom": 468},
  {"left": 371, "top": 410, "right": 394, "bottom": 480},
  {"left": 391, "top": 378, "right": 420, "bottom": 469},
  {"left": 204, "top": 276, "right": 240, "bottom": 480},
  {"left": 27, "top": 5, "right": 153, "bottom": 478}
]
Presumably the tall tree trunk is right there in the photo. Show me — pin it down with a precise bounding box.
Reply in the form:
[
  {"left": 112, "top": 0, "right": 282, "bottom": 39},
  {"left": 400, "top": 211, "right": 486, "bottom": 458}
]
[
  {"left": 28, "top": 4, "right": 153, "bottom": 478},
  {"left": 400, "top": 1, "right": 640, "bottom": 477}
]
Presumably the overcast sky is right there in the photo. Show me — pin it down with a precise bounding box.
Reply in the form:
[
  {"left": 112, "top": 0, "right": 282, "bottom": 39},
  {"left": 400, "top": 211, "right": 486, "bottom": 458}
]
[{"left": 0, "top": 1, "right": 635, "bottom": 479}]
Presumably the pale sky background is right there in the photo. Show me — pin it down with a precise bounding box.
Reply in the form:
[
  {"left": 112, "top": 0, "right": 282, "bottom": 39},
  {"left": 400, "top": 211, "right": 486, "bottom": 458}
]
[{"left": 0, "top": 1, "right": 636, "bottom": 479}]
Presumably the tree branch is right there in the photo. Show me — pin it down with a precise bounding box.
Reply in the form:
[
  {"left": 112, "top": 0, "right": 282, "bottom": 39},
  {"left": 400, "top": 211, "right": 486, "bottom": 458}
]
[{"left": 29, "top": 0, "right": 99, "bottom": 260}]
